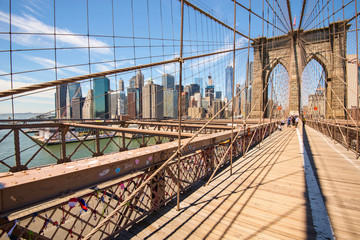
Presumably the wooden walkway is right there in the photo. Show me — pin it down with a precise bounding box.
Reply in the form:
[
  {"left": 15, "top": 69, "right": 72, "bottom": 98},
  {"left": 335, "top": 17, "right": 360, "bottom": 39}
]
[{"left": 115, "top": 125, "right": 360, "bottom": 240}]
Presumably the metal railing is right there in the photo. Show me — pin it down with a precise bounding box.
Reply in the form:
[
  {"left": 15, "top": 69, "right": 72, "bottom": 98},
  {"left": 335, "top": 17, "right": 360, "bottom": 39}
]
[
  {"left": 0, "top": 122, "right": 277, "bottom": 240},
  {"left": 307, "top": 120, "right": 360, "bottom": 154}
]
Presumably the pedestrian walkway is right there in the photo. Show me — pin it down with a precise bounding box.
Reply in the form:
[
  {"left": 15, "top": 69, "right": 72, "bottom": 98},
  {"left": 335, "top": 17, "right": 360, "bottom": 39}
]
[{"left": 116, "top": 125, "right": 360, "bottom": 240}]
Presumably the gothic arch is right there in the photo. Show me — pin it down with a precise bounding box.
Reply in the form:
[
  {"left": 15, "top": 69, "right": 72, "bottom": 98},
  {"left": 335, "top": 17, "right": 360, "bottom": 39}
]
[{"left": 251, "top": 20, "right": 349, "bottom": 119}]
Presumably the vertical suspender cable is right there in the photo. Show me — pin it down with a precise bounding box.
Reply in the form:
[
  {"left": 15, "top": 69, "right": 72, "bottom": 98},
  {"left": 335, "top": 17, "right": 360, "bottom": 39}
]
[
  {"left": 244, "top": 0, "right": 251, "bottom": 155},
  {"left": 230, "top": 0, "right": 236, "bottom": 175},
  {"left": 177, "top": 0, "right": 184, "bottom": 211},
  {"left": 9, "top": 0, "right": 14, "bottom": 122},
  {"left": 355, "top": 0, "right": 359, "bottom": 158}
]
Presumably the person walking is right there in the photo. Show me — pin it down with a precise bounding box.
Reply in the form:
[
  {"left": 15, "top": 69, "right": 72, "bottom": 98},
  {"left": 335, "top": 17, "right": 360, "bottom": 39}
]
[
  {"left": 302, "top": 116, "right": 306, "bottom": 126},
  {"left": 287, "top": 117, "right": 291, "bottom": 127},
  {"left": 295, "top": 116, "right": 299, "bottom": 128}
]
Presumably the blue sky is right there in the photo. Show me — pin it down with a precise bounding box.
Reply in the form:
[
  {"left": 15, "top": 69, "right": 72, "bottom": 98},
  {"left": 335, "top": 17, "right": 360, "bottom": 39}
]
[{"left": 0, "top": 0, "right": 358, "bottom": 114}]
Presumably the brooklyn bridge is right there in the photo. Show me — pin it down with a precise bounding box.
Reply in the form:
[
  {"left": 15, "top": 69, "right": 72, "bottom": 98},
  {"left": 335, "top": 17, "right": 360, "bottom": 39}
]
[{"left": 0, "top": 0, "right": 359, "bottom": 239}]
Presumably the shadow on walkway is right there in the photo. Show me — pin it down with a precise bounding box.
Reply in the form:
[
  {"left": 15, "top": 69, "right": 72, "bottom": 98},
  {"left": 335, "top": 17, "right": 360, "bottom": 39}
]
[
  {"left": 115, "top": 129, "right": 304, "bottom": 239},
  {"left": 302, "top": 124, "right": 330, "bottom": 239}
]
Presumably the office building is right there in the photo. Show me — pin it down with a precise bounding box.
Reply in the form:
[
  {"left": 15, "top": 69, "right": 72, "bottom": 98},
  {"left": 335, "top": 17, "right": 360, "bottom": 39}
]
[
  {"left": 225, "top": 66, "right": 233, "bottom": 100},
  {"left": 119, "top": 91, "right": 127, "bottom": 116},
  {"left": 71, "top": 97, "right": 85, "bottom": 119},
  {"left": 162, "top": 74, "right": 175, "bottom": 90},
  {"left": 82, "top": 89, "right": 94, "bottom": 119},
  {"left": 119, "top": 79, "right": 124, "bottom": 91},
  {"left": 127, "top": 88, "right": 140, "bottom": 119},
  {"left": 66, "top": 83, "right": 82, "bottom": 119},
  {"left": 211, "top": 99, "right": 225, "bottom": 119},
  {"left": 143, "top": 80, "right": 163, "bottom": 119},
  {"left": 181, "top": 92, "right": 189, "bottom": 116},
  {"left": 128, "top": 70, "right": 144, "bottom": 118},
  {"left": 187, "top": 84, "right": 200, "bottom": 97},
  {"left": 55, "top": 83, "right": 68, "bottom": 119},
  {"left": 164, "top": 89, "right": 178, "bottom": 118},
  {"left": 93, "top": 76, "right": 110, "bottom": 119},
  {"left": 188, "top": 107, "right": 204, "bottom": 119},
  {"left": 215, "top": 91, "right": 222, "bottom": 100},
  {"left": 110, "top": 91, "right": 119, "bottom": 118},
  {"left": 195, "top": 78, "right": 203, "bottom": 96},
  {"left": 205, "top": 86, "right": 214, "bottom": 106},
  {"left": 175, "top": 84, "right": 183, "bottom": 93}
]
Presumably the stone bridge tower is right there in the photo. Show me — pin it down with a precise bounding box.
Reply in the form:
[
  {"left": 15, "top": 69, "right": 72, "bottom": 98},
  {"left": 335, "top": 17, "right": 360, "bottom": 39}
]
[{"left": 251, "top": 20, "right": 350, "bottom": 119}]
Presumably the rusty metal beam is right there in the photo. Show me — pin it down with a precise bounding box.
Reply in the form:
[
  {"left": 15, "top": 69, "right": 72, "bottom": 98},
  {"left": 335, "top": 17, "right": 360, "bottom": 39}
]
[
  {"left": 127, "top": 121, "right": 234, "bottom": 130},
  {"left": 62, "top": 123, "right": 194, "bottom": 138}
]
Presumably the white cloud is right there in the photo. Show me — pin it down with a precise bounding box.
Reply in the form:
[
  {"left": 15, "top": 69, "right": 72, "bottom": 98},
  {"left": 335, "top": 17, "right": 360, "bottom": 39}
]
[
  {"left": 23, "top": 55, "right": 88, "bottom": 76},
  {"left": 0, "top": 11, "right": 110, "bottom": 54},
  {"left": 156, "top": 62, "right": 178, "bottom": 76}
]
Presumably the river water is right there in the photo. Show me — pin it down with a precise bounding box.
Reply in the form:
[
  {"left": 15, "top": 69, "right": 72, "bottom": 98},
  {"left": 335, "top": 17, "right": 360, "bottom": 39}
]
[{"left": 0, "top": 114, "right": 160, "bottom": 173}]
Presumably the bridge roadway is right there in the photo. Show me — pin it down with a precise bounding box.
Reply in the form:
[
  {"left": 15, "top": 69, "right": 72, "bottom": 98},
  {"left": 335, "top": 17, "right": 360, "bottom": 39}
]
[{"left": 117, "top": 124, "right": 360, "bottom": 240}]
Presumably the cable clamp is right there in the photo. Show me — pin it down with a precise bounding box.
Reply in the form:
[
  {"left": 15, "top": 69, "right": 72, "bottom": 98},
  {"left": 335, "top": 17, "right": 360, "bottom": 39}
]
[{"left": 177, "top": 57, "right": 184, "bottom": 63}]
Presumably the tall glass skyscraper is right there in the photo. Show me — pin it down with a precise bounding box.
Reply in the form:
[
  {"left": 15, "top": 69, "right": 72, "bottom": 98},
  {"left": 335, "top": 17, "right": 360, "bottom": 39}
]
[
  {"left": 225, "top": 66, "right": 233, "bottom": 100},
  {"left": 93, "top": 76, "right": 110, "bottom": 119},
  {"left": 66, "top": 83, "right": 82, "bottom": 119},
  {"left": 195, "top": 78, "right": 203, "bottom": 96},
  {"left": 162, "top": 74, "right": 175, "bottom": 90},
  {"left": 55, "top": 83, "right": 68, "bottom": 119}
]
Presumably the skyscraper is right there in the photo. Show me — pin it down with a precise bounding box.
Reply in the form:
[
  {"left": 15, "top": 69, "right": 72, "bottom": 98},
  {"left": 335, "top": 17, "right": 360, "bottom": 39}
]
[
  {"left": 93, "top": 76, "right": 110, "bottom": 119},
  {"left": 118, "top": 91, "right": 127, "bottom": 116},
  {"left": 129, "top": 76, "right": 136, "bottom": 88},
  {"left": 143, "top": 80, "right": 163, "bottom": 119},
  {"left": 163, "top": 74, "right": 177, "bottom": 118},
  {"left": 128, "top": 70, "right": 144, "bottom": 118},
  {"left": 66, "top": 83, "right": 82, "bottom": 119},
  {"left": 162, "top": 74, "right": 175, "bottom": 89},
  {"left": 110, "top": 91, "right": 119, "bottom": 118},
  {"left": 187, "top": 84, "right": 200, "bottom": 97},
  {"left": 119, "top": 79, "right": 124, "bottom": 91},
  {"left": 195, "top": 77, "right": 203, "bottom": 96},
  {"left": 164, "top": 89, "right": 178, "bottom": 118},
  {"left": 225, "top": 66, "right": 233, "bottom": 100},
  {"left": 127, "top": 88, "right": 140, "bottom": 118},
  {"left": 205, "top": 75, "right": 214, "bottom": 106},
  {"left": 82, "top": 89, "right": 94, "bottom": 119},
  {"left": 215, "top": 91, "right": 222, "bottom": 100},
  {"left": 71, "top": 97, "right": 85, "bottom": 119},
  {"left": 55, "top": 83, "right": 68, "bottom": 119}
]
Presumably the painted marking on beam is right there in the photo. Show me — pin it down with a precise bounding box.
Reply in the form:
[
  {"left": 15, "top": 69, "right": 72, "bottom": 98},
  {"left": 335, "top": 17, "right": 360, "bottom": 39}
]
[
  {"left": 296, "top": 129, "right": 334, "bottom": 239},
  {"left": 312, "top": 128, "right": 360, "bottom": 170}
]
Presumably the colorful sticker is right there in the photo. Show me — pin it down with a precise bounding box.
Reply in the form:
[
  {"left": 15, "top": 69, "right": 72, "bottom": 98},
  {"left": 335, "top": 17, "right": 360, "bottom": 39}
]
[
  {"left": 135, "top": 159, "right": 140, "bottom": 165},
  {"left": 115, "top": 168, "right": 121, "bottom": 173},
  {"left": 148, "top": 156, "right": 152, "bottom": 161}
]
